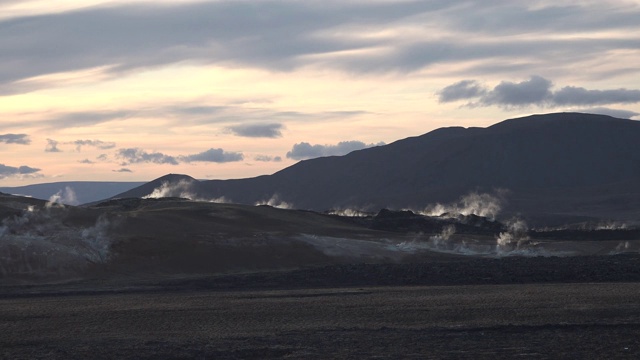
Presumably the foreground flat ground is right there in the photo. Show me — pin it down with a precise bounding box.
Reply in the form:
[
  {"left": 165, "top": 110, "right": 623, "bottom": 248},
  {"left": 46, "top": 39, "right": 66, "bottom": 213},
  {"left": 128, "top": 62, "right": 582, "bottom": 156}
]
[{"left": 2, "top": 282, "right": 640, "bottom": 359}]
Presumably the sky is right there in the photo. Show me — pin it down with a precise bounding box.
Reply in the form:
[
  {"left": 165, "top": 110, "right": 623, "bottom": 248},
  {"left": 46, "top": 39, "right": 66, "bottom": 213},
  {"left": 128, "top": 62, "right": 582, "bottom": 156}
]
[{"left": 1, "top": 0, "right": 639, "bottom": 186}]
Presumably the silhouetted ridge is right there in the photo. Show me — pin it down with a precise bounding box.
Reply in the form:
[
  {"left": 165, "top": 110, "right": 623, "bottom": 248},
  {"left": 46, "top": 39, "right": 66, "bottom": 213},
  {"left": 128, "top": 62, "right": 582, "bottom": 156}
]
[{"left": 108, "top": 113, "right": 640, "bottom": 223}]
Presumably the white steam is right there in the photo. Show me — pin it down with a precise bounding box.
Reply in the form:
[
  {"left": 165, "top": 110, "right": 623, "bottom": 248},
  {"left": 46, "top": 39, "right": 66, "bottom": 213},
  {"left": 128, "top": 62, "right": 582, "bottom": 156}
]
[
  {"left": 421, "top": 192, "right": 502, "bottom": 220},
  {"left": 397, "top": 225, "right": 486, "bottom": 255},
  {"left": 327, "top": 208, "right": 371, "bottom": 217},
  {"left": 298, "top": 234, "right": 404, "bottom": 260},
  {"left": 496, "top": 218, "right": 530, "bottom": 254},
  {"left": 396, "top": 219, "right": 571, "bottom": 257},
  {"left": 595, "top": 221, "right": 628, "bottom": 230},
  {"left": 255, "top": 194, "right": 293, "bottom": 209},
  {"left": 429, "top": 224, "right": 457, "bottom": 249},
  {"left": 47, "top": 186, "right": 78, "bottom": 207},
  {"left": 144, "top": 180, "right": 195, "bottom": 199},
  {"left": 0, "top": 206, "right": 116, "bottom": 278},
  {"left": 144, "top": 180, "right": 228, "bottom": 203},
  {"left": 610, "top": 241, "right": 631, "bottom": 255},
  {"left": 80, "top": 214, "right": 113, "bottom": 263}
]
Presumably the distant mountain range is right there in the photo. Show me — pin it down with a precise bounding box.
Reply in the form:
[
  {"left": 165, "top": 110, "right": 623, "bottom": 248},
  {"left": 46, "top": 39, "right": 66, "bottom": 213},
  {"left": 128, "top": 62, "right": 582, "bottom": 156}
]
[
  {"left": 4, "top": 113, "right": 639, "bottom": 225},
  {"left": 0, "top": 182, "right": 145, "bottom": 205},
  {"left": 108, "top": 113, "right": 640, "bottom": 225}
]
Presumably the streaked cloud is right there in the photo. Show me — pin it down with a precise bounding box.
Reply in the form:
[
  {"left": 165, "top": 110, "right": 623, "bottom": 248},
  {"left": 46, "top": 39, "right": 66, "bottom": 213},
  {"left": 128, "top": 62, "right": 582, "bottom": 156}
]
[
  {"left": 11, "top": 104, "right": 367, "bottom": 132},
  {"left": 112, "top": 168, "right": 133, "bottom": 173},
  {"left": 39, "top": 111, "right": 131, "bottom": 129},
  {"left": 286, "top": 140, "right": 384, "bottom": 160},
  {"left": 68, "top": 139, "right": 116, "bottom": 151},
  {"left": 2, "top": 1, "right": 639, "bottom": 95}
]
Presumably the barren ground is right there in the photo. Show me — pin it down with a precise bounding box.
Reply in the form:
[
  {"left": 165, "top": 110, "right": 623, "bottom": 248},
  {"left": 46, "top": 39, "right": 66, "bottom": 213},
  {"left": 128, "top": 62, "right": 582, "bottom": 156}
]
[
  {"left": 2, "top": 198, "right": 640, "bottom": 358},
  {"left": 2, "top": 256, "right": 640, "bottom": 359}
]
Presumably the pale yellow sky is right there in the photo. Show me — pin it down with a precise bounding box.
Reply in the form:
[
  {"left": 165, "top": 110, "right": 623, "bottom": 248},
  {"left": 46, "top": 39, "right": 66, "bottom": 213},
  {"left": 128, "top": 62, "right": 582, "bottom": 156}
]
[{"left": 1, "top": 0, "right": 639, "bottom": 186}]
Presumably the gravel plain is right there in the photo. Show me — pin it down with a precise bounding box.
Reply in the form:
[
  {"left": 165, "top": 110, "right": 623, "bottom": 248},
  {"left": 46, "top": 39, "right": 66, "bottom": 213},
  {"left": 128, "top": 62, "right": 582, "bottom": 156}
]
[{"left": 2, "top": 255, "right": 640, "bottom": 359}]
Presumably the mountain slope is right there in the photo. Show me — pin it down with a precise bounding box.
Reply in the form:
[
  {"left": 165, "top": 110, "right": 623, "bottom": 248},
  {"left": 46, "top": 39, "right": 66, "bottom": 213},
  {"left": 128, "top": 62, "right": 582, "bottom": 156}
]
[{"left": 111, "top": 113, "right": 640, "bottom": 222}]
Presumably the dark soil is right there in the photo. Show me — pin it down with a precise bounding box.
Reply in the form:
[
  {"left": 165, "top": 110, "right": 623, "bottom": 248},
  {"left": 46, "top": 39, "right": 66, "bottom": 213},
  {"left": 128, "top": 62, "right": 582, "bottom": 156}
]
[
  {"left": 1, "top": 254, "right": 640, "bottom": 359},
  {"left": 1, "top": 282, "right": 640, "bottom": 359},
  {"left": 151, "top": 253, "right": 640, "bottom": 292}
]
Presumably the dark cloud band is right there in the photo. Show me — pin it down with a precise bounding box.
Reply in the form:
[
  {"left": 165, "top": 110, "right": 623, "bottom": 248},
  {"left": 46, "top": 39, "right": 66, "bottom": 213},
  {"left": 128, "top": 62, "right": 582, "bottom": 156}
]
[
  {"left": 439, "top": 76, "right": 640, "bottom": 109},
  {"left": 0, "top": 133, "right": 30, "bottom": 145},
  {"left": 0, "top": 163, "right": 41, "bottom": 179},
  {"left": 116, "top": 147, "right": 244, "bottom": 165},
  {"left": 225, "top": 123, "right": 283, "bottom": 138},
  {"left": 179, "top": 148, "right": 244, "bottom": 163}
]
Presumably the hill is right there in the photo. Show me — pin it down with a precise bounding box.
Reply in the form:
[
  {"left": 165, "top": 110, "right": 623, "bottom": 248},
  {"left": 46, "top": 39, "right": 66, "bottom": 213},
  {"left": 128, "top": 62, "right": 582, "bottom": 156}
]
[{"left": 111, "top": 113, "right": 640, "bottom": 224}]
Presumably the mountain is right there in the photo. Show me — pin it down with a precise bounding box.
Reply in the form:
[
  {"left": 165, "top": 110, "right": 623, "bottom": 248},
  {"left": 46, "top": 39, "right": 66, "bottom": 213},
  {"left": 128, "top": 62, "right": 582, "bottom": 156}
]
[
  {"left": 0, "top": 181, "right": 146, "bottom": 205},
  {"left": 110, "top": 113, "right": 640, "bottom": 224}
]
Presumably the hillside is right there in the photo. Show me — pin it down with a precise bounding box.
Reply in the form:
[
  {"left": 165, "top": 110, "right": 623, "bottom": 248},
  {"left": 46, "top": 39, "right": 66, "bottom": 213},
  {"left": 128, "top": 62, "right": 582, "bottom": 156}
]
[{"left": 111, "top": 113, "right": 640, "bottom": 224}]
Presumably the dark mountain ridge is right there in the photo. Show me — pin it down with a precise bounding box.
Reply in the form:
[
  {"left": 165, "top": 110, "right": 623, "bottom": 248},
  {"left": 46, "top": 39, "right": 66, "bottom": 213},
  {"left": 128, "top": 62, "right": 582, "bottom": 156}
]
[{"left": 112, "top": 113, "right": 640, "bottom": 224}]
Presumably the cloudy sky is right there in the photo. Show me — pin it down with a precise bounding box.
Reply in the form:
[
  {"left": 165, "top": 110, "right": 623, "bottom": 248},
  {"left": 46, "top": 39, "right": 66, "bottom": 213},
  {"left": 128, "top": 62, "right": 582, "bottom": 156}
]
[{"left": 1, "top": 0, "right": 639, "bottom": 185}]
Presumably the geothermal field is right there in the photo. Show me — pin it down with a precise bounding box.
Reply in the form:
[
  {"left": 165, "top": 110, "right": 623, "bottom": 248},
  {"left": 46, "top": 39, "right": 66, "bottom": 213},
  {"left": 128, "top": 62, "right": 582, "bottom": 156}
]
[{"left": 1, "top": 187, "right": 640, "bottom": 359}]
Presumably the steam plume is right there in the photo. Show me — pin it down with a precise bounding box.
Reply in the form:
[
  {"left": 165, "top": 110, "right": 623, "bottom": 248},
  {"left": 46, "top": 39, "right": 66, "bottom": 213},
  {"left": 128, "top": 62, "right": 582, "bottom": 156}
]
[
  {"left": 144, "top": 180, "right": 228, "bottom": 203},
  {"left": 0, "top": 205, "right": 116, "bottom": 278},
  {"left": 429, "top": 225, "right": 457, "bottom": 249},
  {"left": 144, "top": 180, "right": 195, "bottom": 199},
  {"left": 46, "top": 186, "right": 79, "bottom": 207},
  {"left": 421, "top": 192, "right": 502, "bottom": 220},
  {"left": 496, "top": 218, "right": 530, "bottom": 253},
  {"left": 255, "top": 194, "right": 293, "bottom": 209},
  {"left": 327, "top": 208, "right": 371, "bottom": 217}
]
